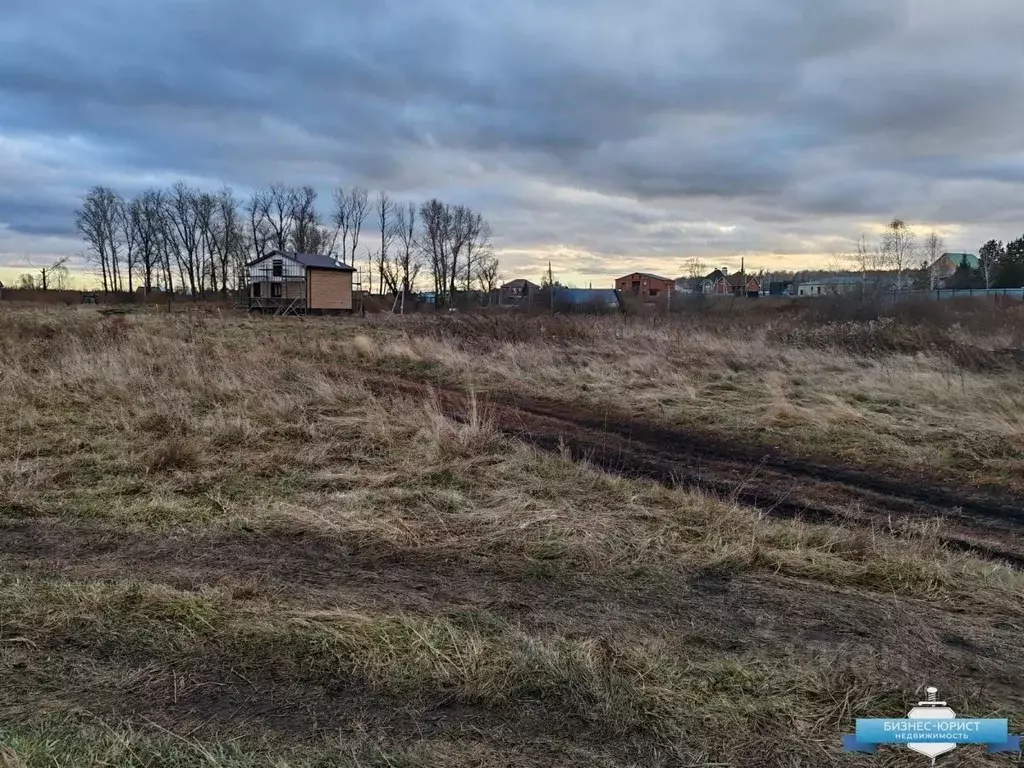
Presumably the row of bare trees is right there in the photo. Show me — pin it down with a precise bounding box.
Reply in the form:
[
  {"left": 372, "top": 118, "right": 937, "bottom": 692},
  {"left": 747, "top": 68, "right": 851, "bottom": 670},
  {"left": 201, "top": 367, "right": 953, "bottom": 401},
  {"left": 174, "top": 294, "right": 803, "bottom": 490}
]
[
  {"left": 418, "top": 199, "right": 498, "bottom": 305},
  {"left": 75, "top": 183, "right": 498, "bottom": 302},
  {"left": 76, "top": 184, "right": 252, "bottom": 296}
]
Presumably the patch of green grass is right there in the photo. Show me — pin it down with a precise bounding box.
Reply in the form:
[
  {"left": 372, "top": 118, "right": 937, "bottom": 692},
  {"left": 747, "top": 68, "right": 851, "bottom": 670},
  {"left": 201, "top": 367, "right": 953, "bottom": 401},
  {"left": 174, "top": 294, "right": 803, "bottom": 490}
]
[
  {"left": 0, "top": 716, "right": 435, "bottom": 768},
  {"left": 0, "top": 576, "right": 894, "bottom": 757}
]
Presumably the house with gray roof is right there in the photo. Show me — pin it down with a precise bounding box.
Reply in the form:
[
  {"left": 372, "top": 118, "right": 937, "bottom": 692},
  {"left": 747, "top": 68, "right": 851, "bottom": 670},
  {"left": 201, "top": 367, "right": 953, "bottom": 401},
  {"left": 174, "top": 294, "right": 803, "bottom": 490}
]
[{"left": 245, "top": 250, "right": 356, "bottom": 315}]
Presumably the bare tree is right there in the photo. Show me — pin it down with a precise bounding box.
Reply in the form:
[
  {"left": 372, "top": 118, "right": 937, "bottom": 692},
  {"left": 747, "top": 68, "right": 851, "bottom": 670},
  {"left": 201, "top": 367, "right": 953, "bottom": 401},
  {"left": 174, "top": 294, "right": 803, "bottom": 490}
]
[
  {"left": 53, "top": 262, "right": 70, "bottom": 290},
  {"left": 23, "top": 256, "right": 70, "bottom": 291},
  {"left": 156, "top": 205, "right": 176, "bottom": 294},
  {"left": 193, "top": 191, "right": 218, "bottom": 294},
  {"left": 364, "top": 246, "right": 374, "bottom": 295},
  {"left": 922, "top": 231, "right": 945, "bottom": 289},
  {"left": 246, "top": 189, "right": 272, "bottom": 262},
  {"left": 330, "top": 186, "right": 370, "bottom": 265},
  {"left": 476, "top": 253, "right": 501, "bottom": 299},
  {"left": 393, "top": 202, "right": 421, "bottom": 296},
  {"left": 165, "top": 182, "right": 203, "bottom": 296},
  {"left": 418, "top": 200, "right": 480, "bottom": 306},
  {"left": 265, "top": 183, "right": 298, "bottom": 251},
  {"left": 880, "top": 217, "right": 917, "bottom": 291},
  {"left": 76, "top": 186, "right": 123, "bottom": 293},
  {"left": 118, "top": 201, "right": 138, "bottom": 293},
  {"left": 446, "top": 204, "right": 472, "bottom": 302},
  {"left": 852, "top": 233, "right": 884, "bottom": 294},
  {"left": 129, "top": 190, "right": 164, "bottom": 295},
  {"left": 978, "top": 239, "right": 1003, "bottom": 290},
  {"left": 374, "top": 191, "right": 400, "bottom": 295},
  {"left": 826, "top": 252, "right": 851, "bottom": 273},
  {"left": 108, "top": 197, "right": 126, "bottom": 291},
  {"left": 420, "top": 198, "right": 451, "bottom": 304},
  {"left": 215, "top": 187, "right": 245, "bottom": 295},
  {"left": 462, "top": 210, "right": 492, "bottom": 293},
  {"left": 290, "top": 186, "right": 320, "bottom": 253},
  {"left": 682, "top": 257, "right": 707, "bottom": 280},
  {"left": 196, "top": 187, "right": 244, "bottom": 296},
  {"left": 307, "top": 225, "right": 334, "bottom": 256}
]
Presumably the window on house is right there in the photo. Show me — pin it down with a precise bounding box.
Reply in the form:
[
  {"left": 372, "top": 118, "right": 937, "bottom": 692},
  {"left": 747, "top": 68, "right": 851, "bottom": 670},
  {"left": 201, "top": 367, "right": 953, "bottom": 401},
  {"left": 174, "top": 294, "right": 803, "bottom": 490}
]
[
  {"left": 649, "top": 289, "right": 659, "bottom": 296},
  {"left": 252, "top": 282, "right": 261, "bottom": 298},
  {"left": 272, "top": 259, "right": 283, "bottom": 277},
  {"left": 271, "top": 283, "right": 282, "bottom": 298}
]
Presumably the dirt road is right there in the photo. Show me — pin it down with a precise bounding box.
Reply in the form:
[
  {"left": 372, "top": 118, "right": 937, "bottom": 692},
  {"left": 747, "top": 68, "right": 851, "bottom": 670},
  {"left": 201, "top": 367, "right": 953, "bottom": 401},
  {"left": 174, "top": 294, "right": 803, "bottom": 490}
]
[{"left": 369, "top": 376, "right": 1024, "bottom": 568}]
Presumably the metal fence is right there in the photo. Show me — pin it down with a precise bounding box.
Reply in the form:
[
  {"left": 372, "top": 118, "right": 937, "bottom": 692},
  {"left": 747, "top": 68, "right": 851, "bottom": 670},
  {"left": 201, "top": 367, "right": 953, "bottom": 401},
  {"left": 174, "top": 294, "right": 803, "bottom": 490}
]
[{"left": 881, "top": 288, "right": 1024, "bottom": 304}]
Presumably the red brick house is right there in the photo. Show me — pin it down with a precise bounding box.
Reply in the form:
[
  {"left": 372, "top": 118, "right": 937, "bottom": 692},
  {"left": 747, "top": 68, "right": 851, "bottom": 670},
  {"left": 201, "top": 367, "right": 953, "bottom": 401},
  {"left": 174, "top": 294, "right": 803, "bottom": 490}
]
[
  {"left": 697, "top": 269, "right": 761, "bottom": 296},
  {"left": 726, "top": 273, "right": 762, "bottom": 297},
  {"left": 496, "top": 278, "right": 541, "bottom": 306},
  {"left": 615, "top": 272, "right": 676, "bottom": 300}
]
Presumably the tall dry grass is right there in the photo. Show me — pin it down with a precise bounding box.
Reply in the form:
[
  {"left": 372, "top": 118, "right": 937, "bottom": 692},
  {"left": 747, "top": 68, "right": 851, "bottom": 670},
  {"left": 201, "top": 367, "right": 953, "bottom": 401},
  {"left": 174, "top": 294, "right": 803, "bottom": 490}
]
[
  {"left": 1, "top": 306, "right": 1023, "bottom": 767},
  {"left": 350, "top": 305, "right": 1024, "bottom": 489}
]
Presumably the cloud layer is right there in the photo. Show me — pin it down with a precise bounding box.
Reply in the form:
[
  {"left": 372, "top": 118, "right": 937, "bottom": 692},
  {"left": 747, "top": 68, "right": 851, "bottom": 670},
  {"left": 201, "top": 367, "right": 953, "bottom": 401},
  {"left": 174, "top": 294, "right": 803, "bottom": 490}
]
[{"left": 2, "top": 0, "right": 1024, "bottom": 284}]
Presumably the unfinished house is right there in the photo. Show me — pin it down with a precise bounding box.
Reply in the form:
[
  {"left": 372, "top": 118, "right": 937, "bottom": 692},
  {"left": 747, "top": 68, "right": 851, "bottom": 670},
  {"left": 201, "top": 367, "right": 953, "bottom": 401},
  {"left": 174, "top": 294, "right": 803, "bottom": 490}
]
[{"left": 245, "top": 250, "right": 356, "bottom": 315}]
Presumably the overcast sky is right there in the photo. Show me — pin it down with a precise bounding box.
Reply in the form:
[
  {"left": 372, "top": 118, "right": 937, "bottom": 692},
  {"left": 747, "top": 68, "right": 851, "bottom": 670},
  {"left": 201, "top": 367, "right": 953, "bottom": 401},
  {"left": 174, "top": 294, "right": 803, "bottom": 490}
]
[{"left": 3, "top": 0, "right": 1024, "bottom": 286}]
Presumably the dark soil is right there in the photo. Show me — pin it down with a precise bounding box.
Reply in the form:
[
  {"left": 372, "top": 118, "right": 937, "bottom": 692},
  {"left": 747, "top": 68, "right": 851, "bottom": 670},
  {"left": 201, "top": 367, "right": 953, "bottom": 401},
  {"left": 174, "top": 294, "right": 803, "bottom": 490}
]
[{"left": 0, "top": 519, "right": 945, "bottom": 650}]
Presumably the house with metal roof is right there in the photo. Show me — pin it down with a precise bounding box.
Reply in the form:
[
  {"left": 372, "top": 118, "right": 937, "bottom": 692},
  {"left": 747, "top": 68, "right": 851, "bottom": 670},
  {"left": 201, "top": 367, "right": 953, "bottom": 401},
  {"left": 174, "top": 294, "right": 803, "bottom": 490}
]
[
  {"left": 245, "top": 250, "right": 356, "bottom": 315},
  {"left": 929, "top": 252, "right": 980, "bottom": 289}
]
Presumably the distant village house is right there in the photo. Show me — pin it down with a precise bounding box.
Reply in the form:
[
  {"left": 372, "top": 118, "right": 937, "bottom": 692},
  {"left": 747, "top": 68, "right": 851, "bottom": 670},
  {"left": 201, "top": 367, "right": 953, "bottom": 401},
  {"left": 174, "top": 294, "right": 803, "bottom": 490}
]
[
  {"left": 615, "top": 272, "right": 676, "bottom": 299},
  {"left": 680, "top": 269, "right": 762, "bottom": 297},
  {"left": 928, "top": 252, "right": 979, "bottom": 289},
  {"left": 496, "top": 279, "right": 541, "bottom": 306},
  {"left": 796, "top": 276, "right": 862, "bottom": 296}
]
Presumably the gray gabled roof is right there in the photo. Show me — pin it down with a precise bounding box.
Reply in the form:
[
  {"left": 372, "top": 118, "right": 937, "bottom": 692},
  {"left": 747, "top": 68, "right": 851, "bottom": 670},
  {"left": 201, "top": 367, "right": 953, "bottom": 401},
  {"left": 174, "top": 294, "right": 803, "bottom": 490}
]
[
  {"left": 290, "top": 251, "right": 355, "bottom": 271},
  {"left": 247, "top": 250, "right": 355, "bottom": 272}
]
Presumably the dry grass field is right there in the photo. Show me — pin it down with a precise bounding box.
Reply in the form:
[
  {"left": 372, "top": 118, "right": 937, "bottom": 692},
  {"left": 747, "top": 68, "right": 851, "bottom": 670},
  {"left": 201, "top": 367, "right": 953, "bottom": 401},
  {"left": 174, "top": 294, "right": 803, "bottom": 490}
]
[{"left": 1, "top": 302, "right": 1022, "bottom": 767}]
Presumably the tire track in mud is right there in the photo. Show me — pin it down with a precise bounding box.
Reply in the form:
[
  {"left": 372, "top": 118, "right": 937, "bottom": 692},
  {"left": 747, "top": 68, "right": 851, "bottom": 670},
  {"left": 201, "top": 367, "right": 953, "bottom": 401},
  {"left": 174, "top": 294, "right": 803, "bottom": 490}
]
[{"left": 368, "top": 376, "right": 1024, "bottom": 568}]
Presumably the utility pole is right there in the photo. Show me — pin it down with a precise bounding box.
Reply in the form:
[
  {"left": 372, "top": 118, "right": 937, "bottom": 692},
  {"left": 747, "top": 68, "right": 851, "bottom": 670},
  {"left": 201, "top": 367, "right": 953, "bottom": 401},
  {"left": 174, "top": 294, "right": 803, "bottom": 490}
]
[{"left": 549, "top": 261, "right": 554, "bottom": 313}]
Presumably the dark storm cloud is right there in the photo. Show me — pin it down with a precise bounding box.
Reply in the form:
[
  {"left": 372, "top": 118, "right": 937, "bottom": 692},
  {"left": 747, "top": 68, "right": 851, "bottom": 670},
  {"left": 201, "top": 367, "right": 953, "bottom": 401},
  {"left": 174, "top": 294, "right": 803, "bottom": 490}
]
[{"left": 2, "top": 0, "right": 1024, "bottom": 281}]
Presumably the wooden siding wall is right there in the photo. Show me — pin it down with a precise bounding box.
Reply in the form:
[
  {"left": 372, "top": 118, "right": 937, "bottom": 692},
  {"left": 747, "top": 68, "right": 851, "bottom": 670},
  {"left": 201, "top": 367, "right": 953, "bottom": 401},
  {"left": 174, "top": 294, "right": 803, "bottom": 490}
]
[{"left": 307, "top": 269, "right": 352, "bottom": 310}]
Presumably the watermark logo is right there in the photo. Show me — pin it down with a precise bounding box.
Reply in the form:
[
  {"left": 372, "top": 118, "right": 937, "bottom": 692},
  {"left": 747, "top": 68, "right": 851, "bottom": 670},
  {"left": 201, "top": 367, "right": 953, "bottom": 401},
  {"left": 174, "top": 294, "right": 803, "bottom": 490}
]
[{"left": 843, "top": 687, "right": 1020, "bottom": 763}]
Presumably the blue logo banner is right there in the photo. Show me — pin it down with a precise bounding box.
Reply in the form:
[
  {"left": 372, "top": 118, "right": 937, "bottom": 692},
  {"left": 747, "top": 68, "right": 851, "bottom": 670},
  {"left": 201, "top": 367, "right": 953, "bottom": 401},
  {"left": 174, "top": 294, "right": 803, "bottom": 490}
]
[{"left": 843, "top": 718, "right": 1021, "bottom": 754}]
